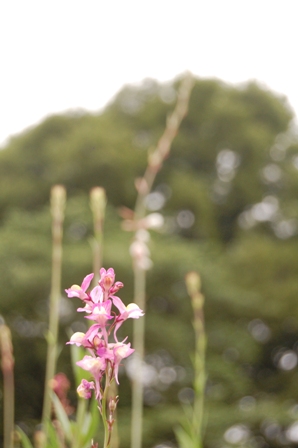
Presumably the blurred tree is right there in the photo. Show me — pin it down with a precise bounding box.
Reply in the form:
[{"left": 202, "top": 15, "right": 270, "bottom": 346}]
[{"left": 0, "top": 76, "right": 298, "bottom": 448}]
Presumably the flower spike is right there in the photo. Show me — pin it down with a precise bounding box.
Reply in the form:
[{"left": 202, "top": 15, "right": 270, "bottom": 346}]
[{"left": 65, "top": 267, "right": 144, "bottom": 416}]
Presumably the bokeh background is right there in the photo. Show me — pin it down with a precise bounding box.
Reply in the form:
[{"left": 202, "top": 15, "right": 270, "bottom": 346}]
[{"left": 1, "top": 2, "right": 298, "bottom": 448}]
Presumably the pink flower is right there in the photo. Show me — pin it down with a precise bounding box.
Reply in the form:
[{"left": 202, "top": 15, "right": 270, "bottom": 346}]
[
  {"left": 49, "top": 373, "right": 74, "bottom": 415},
  {"left": 113, "top": 297, "right": 144, "bottom": 319},
  {"left": 66, "top": 267, "right": 144, "bottom": 405},
  {"left": 90, "top": 285, "right": 104, "bottom": 304},
  {"left": 50, "top": 373, "right": 70, "bottom": 398},
  {"left": 65, "top": 273, "right": 94, "bottom": 300},
  {"left": 85, "top": 300, "right": 113, "bottom": 327},
  {"left": 111, "top": 342, "right": 134, "bottom": 384},
  {"left": 110, "top": 281, "right": 124, "bottom": 295},
  {"left": 99, "top": 268, "right": 115, "bottom": 291},
  {"left": 76, "top": 355, "right": 106, "bottom": 401},
  {"left": 76, "top": 286, "right": 104, "bottom": 313},
  {"left": 76, "top": 355, "right": 106, "bottom": 379},
  {"left": 112, "top": 296, "right": 144, "bottom": 340},
  {"left": 77, "top": 301, "right": 93, "bottom": 313},
  {"left": 99, "top": 268, "right": 124, "bottom": 300},
  {"left": 67, "top": 332, "right": 86, "bottom": 347},
  {"left": 96, "top": 344, "right": 114, "bottom": 362},
  {"left": 67, "top": 324, "right": 102, "bottom": 349},
  {"left": 77, "top": 379, "right": 95, "bottom": 399}
]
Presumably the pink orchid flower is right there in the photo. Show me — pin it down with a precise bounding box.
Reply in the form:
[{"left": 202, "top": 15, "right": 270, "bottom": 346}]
[
  {"left": 76, "top": 285, "right": 104, "bottom": 313},
  {"left": 76, "top": 355, "right": 106, "bottom": 380},
  {"left": 99, "top": 267, "right": 124, "bottom": 300},
  {"left": 85, "top": 300, "right": 113, "bottom": 327},
  {"left": 112, "top": 296, "right": 144, "bottom": 340},
  {"left": 90, "top": 285, "right": 104, "bottom": 303},
  {"left": 76, "top": 355, "right": 106, "bottom": 400},
  {"left": 67, "top": 324, "right": 102, "bottom": 349},
  {"left": 66, "top": 267, "right": 144, "bottom": 408},
  {"left": 77, "top": 379, "right": 95, "bottom": 399},
  {"left": 112, "top": 342, "right": 134, "bottom": 384},
  {"left": 65, "top": 273, "right": 94, "bottom": 300},
  {"left": 99, "top": 267, "right": 115, "bottom": 290},
  {"left": 112, "top": 296, "right": 144, "bottom": 319}
]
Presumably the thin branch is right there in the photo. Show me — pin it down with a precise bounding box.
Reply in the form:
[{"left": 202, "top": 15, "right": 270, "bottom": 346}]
[{"left": 130, "top": 73, "right": 195, "bottom": 448}]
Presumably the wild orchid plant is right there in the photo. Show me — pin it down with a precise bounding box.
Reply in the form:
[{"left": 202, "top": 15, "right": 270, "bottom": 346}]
[
  {"left": 4, "top": 75, "right": 203, "bottom": 448},
  {"left": 65, "top": 267, "right": 144, "bottom": 448}
]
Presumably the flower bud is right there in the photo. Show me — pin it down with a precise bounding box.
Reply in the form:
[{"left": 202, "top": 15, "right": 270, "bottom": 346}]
[
  {"left": 50, "top": 185, "right": 66, "bottom": 220},
  {"left": 90, "top": 187, "right": 106, "bottom": 223},
  {"left": 109, "top": 396, "right": 119, "bottom": 413},
  {"left": 185, "top": 271, "right": 201, "bottom": 296}
]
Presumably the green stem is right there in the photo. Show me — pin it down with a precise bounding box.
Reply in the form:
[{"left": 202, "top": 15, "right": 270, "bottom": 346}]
[
  {"left": 90, "top": 187, "right": 106, "bottom": 285},
  {"left": 186, "top": 272, "right": 206, "bottom": 446},
  {"left": 73, "top": 398, "right": 87, "bottom": 448},
  {"left": 102, "top": 369, "right": 111, "bottom": 448},
  {"left": 130, "top": 74, "right": 195, "bottom": 448},
  {"left": 130, "top": 267, "right": 146, "bottom": 448},
  {"left": 102, "top": 396, "right": 108, "bottom": 448},
  {"left": 0, "top": 323, "right": 15, "bottom": 448},
  {"left": 42, "top": 186, "right": 66, "bottom": 435},
  {"left": 90, "top": 188, "right": 117, "bottom": 448},
  {"left": 106, "top": 381, "right": 119, "bottom": 448}
]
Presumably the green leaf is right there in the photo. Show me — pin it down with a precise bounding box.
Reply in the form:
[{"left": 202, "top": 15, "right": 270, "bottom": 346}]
[
  {"left": 51, "top": 392, "right": 72, "bottom": 442},
  {"left": 16, "top": 426, "right": 34, "bottom": 448},
  {"left": 81, "top": 398, "right": 100, "bottom": 445},
  {"left": 175, "top": 426, "right": 194, "bottom": 448},
  {"left": 46, "top": 420, "right": 63, "bottom": 448},
  {"left": 175, "top": 425, "right": 203, "bottom": 448}
]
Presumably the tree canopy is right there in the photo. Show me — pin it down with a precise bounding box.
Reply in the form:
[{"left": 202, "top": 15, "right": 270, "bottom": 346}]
[{"left": 1, "top": 76, "right": 298, "bottom": 448}]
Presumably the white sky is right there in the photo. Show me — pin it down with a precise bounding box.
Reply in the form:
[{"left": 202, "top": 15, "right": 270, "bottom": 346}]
[{"left": 1, "top": 0, "right": 298, "bottom": 147}]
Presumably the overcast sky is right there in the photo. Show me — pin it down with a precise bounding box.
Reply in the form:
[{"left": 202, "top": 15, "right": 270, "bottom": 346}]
[{"left": 1, "top": 0, "right": 297, "bottom": 147}]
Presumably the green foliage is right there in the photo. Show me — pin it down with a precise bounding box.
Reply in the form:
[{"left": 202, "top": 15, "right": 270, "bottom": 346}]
[
  {"left": 50, "top": 392, "right": 100, "bottom": 448},
  {"left": 175, "top": 415, "right": 202, "bottom": 448},
  {"left": 17, "top": 427, "right": 34, "bottom": 448},
  {"left": 1, "top": 75, "right": 298, "bottom": 447}
]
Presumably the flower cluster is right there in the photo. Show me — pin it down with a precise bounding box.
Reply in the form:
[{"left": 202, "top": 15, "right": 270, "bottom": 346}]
[{"left": 65, "top": 267, "right": 144, "bottom": 407}]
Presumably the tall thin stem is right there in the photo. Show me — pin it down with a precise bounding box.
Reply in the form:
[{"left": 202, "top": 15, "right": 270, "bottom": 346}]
[
  {"left": 134, "top": 73, "right": 194, "bottom": 221},
  {"left": 42, "top": 185, "right": 66, "bottom": 433},
  {"left": 186, "top": 272, "right": 206, "bottom": 446},
  {"left": 130, "top": 73, "right": 195, "bottom": 448},
  {"left": 90, "top": 187, "right": 120, "bottom": 448},
  {"left": 102, "top": 386, "right": 109, "bottom": 448},
  {"left": 130, "top": 267, "right": 146, "bottom": 448},
  {"left": 0, "top": 322, "right": 15, "bottom": 448},
  {"left": 90, "top": 187, "right": 106, "bottom": 285},
  {"left": 101, "top": 368, "right": 115, "bottom": 448},
  {"left": 73, "top": 397, "right": 87, "bottom": 448}
]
